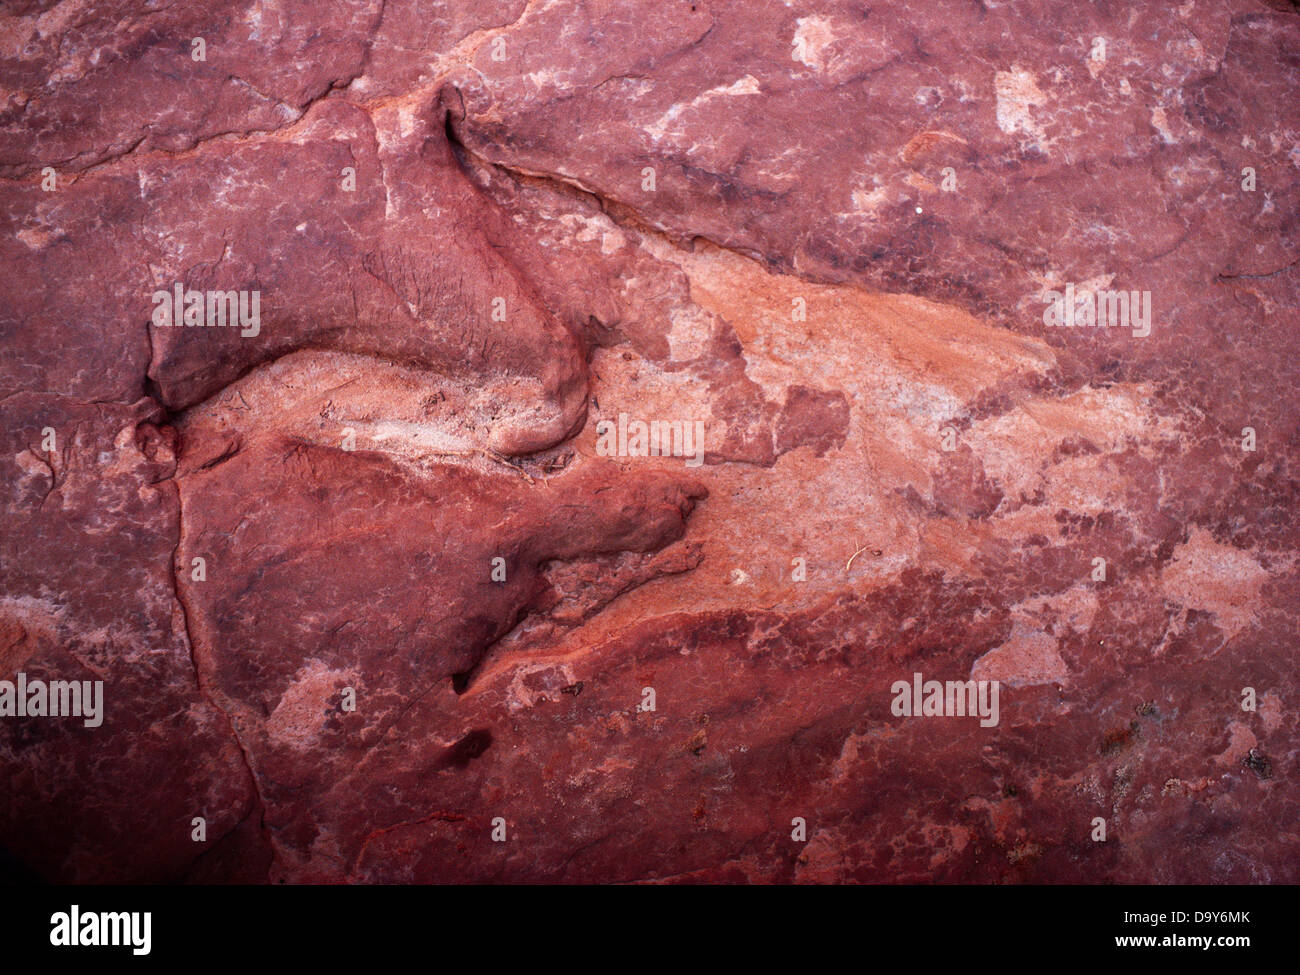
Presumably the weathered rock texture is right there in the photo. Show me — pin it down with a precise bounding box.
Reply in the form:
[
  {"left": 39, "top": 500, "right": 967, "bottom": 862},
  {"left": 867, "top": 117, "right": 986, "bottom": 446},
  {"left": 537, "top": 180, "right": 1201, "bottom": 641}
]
[{"left": 1, "top": 0, "right": 1297, "bottom": 883}]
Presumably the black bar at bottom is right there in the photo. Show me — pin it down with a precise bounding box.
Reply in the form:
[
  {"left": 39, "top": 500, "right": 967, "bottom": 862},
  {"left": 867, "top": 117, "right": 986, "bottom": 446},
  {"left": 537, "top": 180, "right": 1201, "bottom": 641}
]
[{"left": 0, "top": 884, "right": 1280, "bottom": 964}]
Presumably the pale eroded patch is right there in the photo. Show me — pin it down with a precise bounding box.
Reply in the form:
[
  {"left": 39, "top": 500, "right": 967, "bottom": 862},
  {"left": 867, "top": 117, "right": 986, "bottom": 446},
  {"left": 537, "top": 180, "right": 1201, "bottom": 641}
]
[
  {"left": 792, "top": 16, "right": 835, "bottom": 71},
  {"left": 995, "top": 67, "right": 1050, "bottom": 147},
  {"left": 1161, "top": 528, "right": 1269, "bottom": 639},
  {"left": 266, "top": 660, "right": 356, "bottom": 752},
  {"left": 973, "top": 622, "right": 1069, "bottom": 687}
]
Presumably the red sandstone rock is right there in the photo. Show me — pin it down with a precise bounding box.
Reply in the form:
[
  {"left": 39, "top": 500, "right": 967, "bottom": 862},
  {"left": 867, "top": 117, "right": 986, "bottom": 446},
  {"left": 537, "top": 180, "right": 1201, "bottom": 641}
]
[{"left": 0, "top": 0, "right": 1297, "bottom": 884}]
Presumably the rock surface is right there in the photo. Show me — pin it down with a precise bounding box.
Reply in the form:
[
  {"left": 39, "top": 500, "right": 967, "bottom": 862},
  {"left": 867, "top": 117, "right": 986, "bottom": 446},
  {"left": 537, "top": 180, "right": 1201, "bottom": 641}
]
[{"left": 1, "top": 0, "right": 1297, "bottom": 883}]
